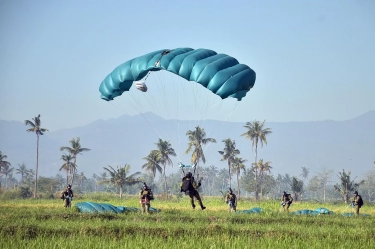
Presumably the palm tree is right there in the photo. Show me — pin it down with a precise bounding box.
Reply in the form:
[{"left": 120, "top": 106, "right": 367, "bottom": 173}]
[
  {"left": 241, "top": 120, "right": 272, "bottom": 200},
  {"left": 1, "top": 163, "right": 14, "bottom": 189},
  {"left": 99, "top": 164, "right": 141, "bottom": 198},
  {"left": 142, "top": 150, "right": 162, "bottom": 189},
  {"left": 60, "top": 137, "right": 90, "bottom": 186},
  {"left": 300, "top": 167, "right": 310, "bottom": 181},
  {"left": 334, "top": 169, "right": 365, "bottom": 203},
  {"left": 25, "top": 169, "right": 35, "bottom": 188},
  {"left": 0, "top": 151, "right": 11, "bottom": 175},
  {"left": 77, "top": 172, "right": 87, "bottom": 192},
  {"left": 291, "top": 176, "right": 304, "bottom": 201},
  {"left": 185, "top": 126, "right": 216, "bottom": 176},
  {"left": 16, "top": 163, "right": 28, "bottom": 184},
  {"left": 25, "top": 114, "right": 48, "bottom": 198},
  {"left": 231, "top": 157, "right": 247, "bottom": 199},
  {"left": 252, "top": 159, "right": 272, "bottom": 199},
  {"left": 59, "top": 154, "right": 76, "bottom": 185},
  {"left": 218, "top": 139, "right": 240, "bottom": 188},
  {"left": 155, "top": 139, "right": 176, "bottom": 198}
]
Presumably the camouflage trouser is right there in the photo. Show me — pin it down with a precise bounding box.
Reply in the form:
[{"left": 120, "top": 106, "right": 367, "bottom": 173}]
[
  {"left": 64, "top": 198, "right": 71, "bottom": 208},
  {"left": 141, "top": 199, "right": 150, "bottom": 214},
  {"left": 354, "top": 205, "right": 360, "bottom": 215},
  {"left": 228, "top": 201, "right": 236, "bottom": 212},
  {"left": 188, "top": 190, "right": 204, "bottom": 209},
  {"left": 283, "top": 203, "right": 290, "bottom": 212}
]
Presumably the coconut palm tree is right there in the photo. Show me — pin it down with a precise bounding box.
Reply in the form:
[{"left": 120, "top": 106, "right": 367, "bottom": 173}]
[
  {"left": 0, "top": 151, "right": 11, "bottom": 173},
  {"left": 60, "top": 137, "right": 90, "bottom": 186},
  {"left": 300, "top": 167, "right": 310, "bottom": 181},
  {"left": 185, "top": 126, "right": 216, "bottom": 176},
  {"left": 59, "top": 154, "right": 76, "bottom": 185},
  {"left": 218, "top": 139, "right": 240, "bottom": 188},
  {"left": 1, "top": 163, "right": 14, "bottom": 189},
  {"left": 16, "top": 163, "right": 28, "bottom": 184},
  {"left": 252, "top": 159, "right": 272, "bottom": 199},
  {"left": 291, "top": 176, "right": 304, "bottom": 201},
  {"left": 99, "top": 164, "right": 141, "bottom": 198},
  {"left": 334, "top": 169, "right": 365, "bottom": 203},
  {"left": 155, "top": 139, "right": 176, "bottom": 198},
  {"left": 142, "top": 150, "right": 162, "bottom": 189},
  {"left": 25, "top": 114, "right": 48, "bottom": 198},
  {"left": 231, "top": 157, "right": 247, "bottom": 199},
  {"left": 241, "top": 120, "right": 272, "bottom": 200}
]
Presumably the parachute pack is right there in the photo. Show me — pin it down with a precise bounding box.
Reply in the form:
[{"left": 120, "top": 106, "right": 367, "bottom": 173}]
[
  {"left": 181, "top": 177, "right": 195, "bottom": 193},
  {"left": 357, "top": 195, "right": 364, "bottom": 207}
]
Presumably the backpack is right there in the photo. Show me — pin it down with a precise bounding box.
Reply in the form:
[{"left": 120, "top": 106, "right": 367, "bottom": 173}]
[
  {"left": 358, "top": 195, "right": 363, "bottom": 207},
  {"left": 181, "top": 177, "right": 194, "bottom": 192}
]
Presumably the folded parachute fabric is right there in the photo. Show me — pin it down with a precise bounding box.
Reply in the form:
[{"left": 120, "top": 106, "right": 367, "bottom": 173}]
[
  {"left": 292, "top": 208, "right": 334, "bottom": 215},
  {"left": 238, "top": 207, "right": 263, "bottom": 214},
  {"left": 75, "top": 202, "right": 137, "bottom": 213},
  {"left": 341, "top": 213, "right": 370, "bottom": 217}
]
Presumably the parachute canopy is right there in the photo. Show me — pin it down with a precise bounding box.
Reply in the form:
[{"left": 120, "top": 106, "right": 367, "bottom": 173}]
[{"left": 99, "top": 48, "right": 256, "bottom": 101}]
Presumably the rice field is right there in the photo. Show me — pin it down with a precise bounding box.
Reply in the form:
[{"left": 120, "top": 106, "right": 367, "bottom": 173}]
[{"left": 1, "top": 194, "right": 374, "bottom": 249}]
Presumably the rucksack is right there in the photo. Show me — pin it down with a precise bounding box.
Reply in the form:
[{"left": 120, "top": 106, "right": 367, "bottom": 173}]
[
  {"left": 358, "top": 195, "right": 363, "bottom": 207},
  {"left": 181, "top": 177, "right": 194, "bottom": 192}
]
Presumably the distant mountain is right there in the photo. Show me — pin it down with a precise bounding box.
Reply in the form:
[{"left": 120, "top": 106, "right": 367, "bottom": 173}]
[{"left": 1, "top": 111, "right": 374, "bottom": 179}]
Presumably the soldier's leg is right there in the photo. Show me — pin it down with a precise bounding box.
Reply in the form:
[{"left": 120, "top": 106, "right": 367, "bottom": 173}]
[
  {"left": 146, "top": 203, "right": 150, "bottom": 214},
  {"left": 194, "top": 191, "right": 205, "bottom": 210},
  {"left": 189, "top": 192, "right": 196, "bottom": 209},
  {"left": 233, "top": 205, "right": 237, "bottom": 212},
  {"left": 286, "top": 203, "right": 290, "bottom": 212},
  {"left": 64, "top": 199, "right": 68, "bottom": 208},
  {"left": 141, "top": 203, "right": 146, "bottom": 213},
  {"left": 355, "top": 205, "right": 359, "bottom": 215}
]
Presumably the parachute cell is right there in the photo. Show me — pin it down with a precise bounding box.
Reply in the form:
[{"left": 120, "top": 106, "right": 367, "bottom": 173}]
[{"left": 99, "top": 48, "right": 256, "bottom": 101}]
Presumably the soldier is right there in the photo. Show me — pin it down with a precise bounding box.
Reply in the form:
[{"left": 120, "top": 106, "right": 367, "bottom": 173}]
[
  {"left": 281, "top": 191, "right": 293, "bottom": 212},
  {"left": 351, "top": 191, "right": 364, "bottom": 215},
  {"left": 61, "top": 184, "right": 74, "bottom": 208},
  {"left": 139, "top": 183, "right": 154, "bottom": 214},
  {"left": 180, "top": 172, "right": 206, "bottom": 210},
  {"left": 225, "top": 188, "right": 237, "bottom": 212}
]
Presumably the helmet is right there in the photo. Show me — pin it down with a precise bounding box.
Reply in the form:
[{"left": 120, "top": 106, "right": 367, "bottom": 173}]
[
  {"left": 67, "top": 184, "right": 71, "bottom": 188},
  {"left": 228, "top": 188, "right": 233, "bottom": 193},
  {"left": 186, "top": 172, "right": 192, "bottom": 178}
]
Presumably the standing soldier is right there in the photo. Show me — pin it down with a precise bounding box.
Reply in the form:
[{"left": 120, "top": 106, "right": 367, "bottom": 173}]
[
  {"left": 180, "top": 172, "right": 206, "bottom": 210},
  {"left": 61, "top": 184, "right": 74, "bottom": 208},
  {"left": 225, "top": 188, "right": 237, "bottom": 212},
  {"left": 351, "top": 191, "right": 364, "bottom": 215},
  {"left": 281, "top": 191, "right": 293, "bottom": 212},
  {"left": 139, "top": 183, "right": 154, "bottom": 214}
]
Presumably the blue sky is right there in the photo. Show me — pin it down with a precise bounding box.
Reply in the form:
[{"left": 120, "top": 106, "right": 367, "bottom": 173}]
[{"left": 1, "top": 0, "right": 374, "bottom": 131}]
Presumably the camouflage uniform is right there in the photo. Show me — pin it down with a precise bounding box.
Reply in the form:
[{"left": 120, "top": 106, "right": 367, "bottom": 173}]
[
  {"left": 139, "top": 186, "right": 152, "bottom": 214},
  {"left": 61, "top": 185, "right": 74, "bottom": 208},
  {"left": 225, "top": 189, "right": 237, "bottom": 212},
  {"left": 180, "top": 172, "right": 206, "bottom": 210},
  {"left": 351, "top": 191, "right": 363, "bottom": 215},
  {"left": 281, "top": 192, "right": 293, "bottom": 212}
]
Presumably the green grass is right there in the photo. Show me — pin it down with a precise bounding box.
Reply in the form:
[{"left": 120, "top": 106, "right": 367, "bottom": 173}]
[{"left": 1, "top": 195, "right": 374, "bottom": 249}]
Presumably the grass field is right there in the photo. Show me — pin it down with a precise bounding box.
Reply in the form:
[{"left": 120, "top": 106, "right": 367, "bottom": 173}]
[{"left": 1, "top": 194, "right": 374, "bottom": 249}]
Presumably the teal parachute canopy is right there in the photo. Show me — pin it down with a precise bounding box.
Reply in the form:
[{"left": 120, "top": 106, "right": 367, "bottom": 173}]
[{"left": 99, "top": 48, "right": 256, "bottom": 101}]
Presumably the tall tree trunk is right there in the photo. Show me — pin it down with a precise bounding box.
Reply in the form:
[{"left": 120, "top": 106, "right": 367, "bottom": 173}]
[
  {"left": 237, "top": 172, "right": 240, "bottom": 200},
  {"left": 254, "top": 143, "right": 259, "bottom": 201},
  {"left": 34, "top": 134, "right": 39, "bottom": 198},
  {"left": 71, "top": 157, "right": 77, "bottom": 186},
  {"left": 163, "top": 164, "right": 168, "bottom": 200},
  {"left": 228, "top": 161, "right": 231, "bottom": 188}
]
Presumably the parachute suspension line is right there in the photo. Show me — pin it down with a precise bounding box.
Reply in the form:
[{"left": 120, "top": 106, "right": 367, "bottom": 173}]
[
  {"left": 127, "top": 92, "right": 164, "bottom": 140},
  {"left": 203, "top": 101, "right": 240, "bottom": 155}
]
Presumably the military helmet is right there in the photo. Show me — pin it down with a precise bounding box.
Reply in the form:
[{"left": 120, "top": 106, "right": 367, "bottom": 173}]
[
  {"left": 186, "top": 172, "right": 192, "bottom": 178},
  {"left": 67, "top": 184, "right": 72, "bottom": 188}
]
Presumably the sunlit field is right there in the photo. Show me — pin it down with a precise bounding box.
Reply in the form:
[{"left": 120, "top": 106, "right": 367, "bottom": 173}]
[{"left": 1, "top": 194, "right": 374, "bottom": 249}]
